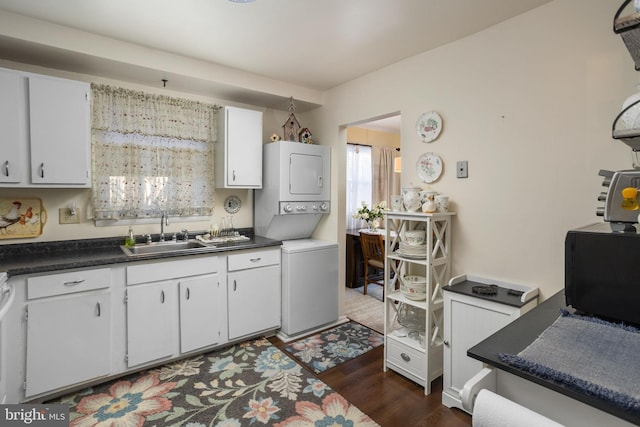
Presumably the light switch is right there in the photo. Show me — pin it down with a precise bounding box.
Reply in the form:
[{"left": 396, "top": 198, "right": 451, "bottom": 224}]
[
  {"left": 457, "top": 161, "right": 468, "bottom": 178},
  {"left": 59, "top": 208, "right": 80, "bottom": 224}
]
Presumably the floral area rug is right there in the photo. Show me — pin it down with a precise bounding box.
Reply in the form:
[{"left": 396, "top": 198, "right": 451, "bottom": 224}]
[
  {"left": 49, "top": 338, "right": 379, "bottom": 427},
  {"left": 283, "top": 321, "right": 384, "bottom": 374}
]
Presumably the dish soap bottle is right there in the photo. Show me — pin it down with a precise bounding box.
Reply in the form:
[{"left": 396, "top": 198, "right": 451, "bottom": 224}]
[{"left": 125, "top": 226, "right": 136, "bottom": 247}]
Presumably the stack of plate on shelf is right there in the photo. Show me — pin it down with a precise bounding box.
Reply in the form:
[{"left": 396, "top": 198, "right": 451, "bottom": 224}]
[
  {"left": 396, "top": 242, "right": 427, "bottom": 259},
  {"left": 400, "top": 275, "right": 427, "bottom": 301}
]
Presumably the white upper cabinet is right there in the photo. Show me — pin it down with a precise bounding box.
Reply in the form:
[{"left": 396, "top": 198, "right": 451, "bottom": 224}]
[
  {"left": 28, "top": 75, "right": 90, "bottom": 186},
  {"left": 0, "top": 68, "right": 25, "bottom": 184},
  {"left": 0, "top": 67, "right": 91, "bottom": 188},
  {"left": 215, "top": 106, "right": 263, "bottom": 188}
]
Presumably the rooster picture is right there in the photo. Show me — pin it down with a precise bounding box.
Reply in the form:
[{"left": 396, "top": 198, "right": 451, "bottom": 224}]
[
  {"left": 0, "top": 201, "right": 22, "bottom": 234},
  {"left": 19, "top": 206, "right": 33, "bottom": 225}
]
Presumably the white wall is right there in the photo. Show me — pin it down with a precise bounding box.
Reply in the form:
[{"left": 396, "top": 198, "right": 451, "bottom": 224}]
[{"left": 310, "top": 0, "right": 637, "bottom": 301}]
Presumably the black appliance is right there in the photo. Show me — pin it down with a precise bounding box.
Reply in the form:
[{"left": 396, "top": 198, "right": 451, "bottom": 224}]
[{"left": 565, "top": 222, "right": 640, "bottom": 325}]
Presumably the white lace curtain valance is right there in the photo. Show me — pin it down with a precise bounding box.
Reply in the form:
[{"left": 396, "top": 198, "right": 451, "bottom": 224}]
[
  {"left": 91, "top": 84, "right": 218, "bottom": 141},
  {"left": 90, "top": 84, "right": 220, "bottom": 220}
]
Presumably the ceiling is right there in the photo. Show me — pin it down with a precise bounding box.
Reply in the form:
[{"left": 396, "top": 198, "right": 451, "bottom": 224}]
[{"left": 0, "top": 0, "right": 553, "bottom": 112}]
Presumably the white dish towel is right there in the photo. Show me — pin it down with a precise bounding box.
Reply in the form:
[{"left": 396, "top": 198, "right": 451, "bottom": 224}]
[{"left": 473, "top": 389, "right": 564, "bottom": 427}]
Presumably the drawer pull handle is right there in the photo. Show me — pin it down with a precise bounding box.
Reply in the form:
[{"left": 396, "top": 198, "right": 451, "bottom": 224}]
[
  {"left": 64, "top": 279, "right": 85, "bottom": 286},
  {"left": 250, "top": 257, "right": 261, "bottom": 262},
  {"left": 233, "top": 280, "right": 237, "bottom": 291},
  {"left": 3, "top": 160, "right": 9, "bottom": 177},
  {"left": 186, "top": 288, "right": 190, "bottom": 300},
  {"left": 161, "top": 290, "right": 165, "bottom": 303},
  {"left": 400, "top": 353, "right": 411, "bottom": 362},
  {"left": 40, "top": 163, "right": 45, "bottom": 178},
  {"left": 96, "top": 302, "right": 101, "bottom": 317}
]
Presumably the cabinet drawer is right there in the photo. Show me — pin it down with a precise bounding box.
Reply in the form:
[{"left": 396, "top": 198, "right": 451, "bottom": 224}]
[
  {"left": 227, "top": 249, "right": 280, "bottom": 271},
  {"left": 387, "top": 338, "right": 426, "bottom": 380},
  {"left": 27, "top": 268, "right": 111, "bottom": 299},
  {"left": 127, "top": 256, "right": 218, "bottom": 285}
]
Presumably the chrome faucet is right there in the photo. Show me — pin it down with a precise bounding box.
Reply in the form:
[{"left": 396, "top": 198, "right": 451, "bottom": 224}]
[
  {"left": 160, "top": 212, "right": 168, "bottom": 241},
  {"left": 181, "top": 228, "right": 189, "bottom": 241}
]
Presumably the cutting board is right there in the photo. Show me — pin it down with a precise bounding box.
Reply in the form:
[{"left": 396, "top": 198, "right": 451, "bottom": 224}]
[{"left": 0, "top": 198, "right": 48, "bottom": 239}]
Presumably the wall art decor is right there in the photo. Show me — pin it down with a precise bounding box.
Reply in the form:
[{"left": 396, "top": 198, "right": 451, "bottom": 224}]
[
  {"left": 416, "top": 111, "right": 443, "bottom": 142},
  {"left": 416, "top": 152, "right": 443, "bottom": 183},
  {"left": 0, "top": 198, "right": 47, "bottom": 239}
]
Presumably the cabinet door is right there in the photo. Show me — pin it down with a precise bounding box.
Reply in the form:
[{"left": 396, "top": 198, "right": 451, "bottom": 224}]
[
  {"left": 228, "top": 265, "right": 280, "bottom": 340},
  {"left": 127, "top": 281, "right": 175, "bottom": 367},
  {"left": 25, "top": 291, "right": 111, "bottom": 397},
  {"left": 443, "top": 295, "right": 516, "bottom": 405},
  {"left": 0, "top": 69, "right": 25, "bottom": 184},
  {"left": 28, "top": 75, "right": 90, "bottom": 186},
  {"left": 224, "top": 106, "right": 262, "bottom": 188},
  {"left": 179, "top": 274, "right": 220, "bottom": 353}
]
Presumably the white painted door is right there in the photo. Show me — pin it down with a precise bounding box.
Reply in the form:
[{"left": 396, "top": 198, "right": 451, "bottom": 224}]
[
  {"left": 179, "top": 274, "right": 220, "bottom": 353},
  {"left": 127, "top": 281, "right": 175, "bottom": 367},
  {"left": 25, "top": 291, "right": 111, "bottom": 397},
  {"left": 227, "top": 265, "right": 280, "bottom": 340},
  {"left": 0, "top": 69, "right": 25, "bottom": 184},
  {"left": 28, "top": 75, "right": 90, "bottom": 185}
]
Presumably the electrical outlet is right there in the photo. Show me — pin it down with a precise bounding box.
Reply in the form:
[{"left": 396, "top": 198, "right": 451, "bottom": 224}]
[
  {"left": 59, "top": 208, "right": 80, "bottom": 224},
  {"left": 457, "top": 161, "right": 468, "bottom": 178}
]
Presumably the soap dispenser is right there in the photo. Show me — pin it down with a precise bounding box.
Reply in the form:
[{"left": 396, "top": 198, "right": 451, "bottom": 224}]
[{"left": 125, "top": 226, "right": 136, "bottom": 247}]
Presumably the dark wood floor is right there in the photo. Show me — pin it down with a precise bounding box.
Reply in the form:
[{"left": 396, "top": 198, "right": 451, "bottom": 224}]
[{"left": 270, "top": 337, "right": 472, "bottom": 427}]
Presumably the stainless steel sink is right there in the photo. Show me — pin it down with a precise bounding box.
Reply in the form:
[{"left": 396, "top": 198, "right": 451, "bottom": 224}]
[{"left": 120, "top": 240, "right": 215, "bottom": 257}]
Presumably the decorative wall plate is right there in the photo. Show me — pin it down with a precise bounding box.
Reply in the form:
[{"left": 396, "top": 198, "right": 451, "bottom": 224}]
[
  {"left": 223, "top": 195, "right": 241, "bottom": 214},
  {"left": 416, "top": 111, "right": 443, "bottom": 142},
  {"left": 416, "top": 152, "right": 443, "bottom": 183}
]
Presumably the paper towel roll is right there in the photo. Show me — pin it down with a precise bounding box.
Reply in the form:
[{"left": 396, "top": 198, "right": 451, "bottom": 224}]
[{"left": 473, "top": 389, "right": 564, "bottom": 427}]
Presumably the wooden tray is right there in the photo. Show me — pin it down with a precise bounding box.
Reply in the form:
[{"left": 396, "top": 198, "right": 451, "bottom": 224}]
[{"left": 0, "top": 198, "right": 48, "bottom": 239}]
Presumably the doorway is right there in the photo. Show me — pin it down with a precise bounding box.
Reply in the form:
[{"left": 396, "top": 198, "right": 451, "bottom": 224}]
[{"left": 343, "top": 113, "right": 400, "bottom": 333}]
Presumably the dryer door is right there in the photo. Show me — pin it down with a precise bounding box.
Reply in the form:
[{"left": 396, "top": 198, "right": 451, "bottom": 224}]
[{"left": 289, "top": 153, "right": 325, "bottom": 196}]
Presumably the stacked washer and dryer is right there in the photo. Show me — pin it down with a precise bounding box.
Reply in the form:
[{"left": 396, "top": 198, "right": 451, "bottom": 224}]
[{"left": 254, "top": 141, "right": 339, "bottom": 342}]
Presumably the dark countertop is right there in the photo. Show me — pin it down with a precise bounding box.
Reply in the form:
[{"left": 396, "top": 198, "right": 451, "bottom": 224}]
[
  {"left": 0, "top": 233, "right": 282, "bottom": 277},
  {"left": 443, "top": 279, "right": 530, "bottom": 308},
  {"left": 468, "top": 290, "right": 640, "bottom": 425}
]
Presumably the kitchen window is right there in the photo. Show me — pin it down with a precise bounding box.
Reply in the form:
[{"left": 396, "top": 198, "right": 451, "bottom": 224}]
[{"left": 90, "top": 84, "right": 219, "bottom": 223}]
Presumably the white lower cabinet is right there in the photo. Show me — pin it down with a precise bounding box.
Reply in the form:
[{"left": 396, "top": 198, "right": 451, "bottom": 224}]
[
  {"left": 227, "top": 249, "right": 280, "bottom": 340},
  {"left": 5, "top": 246, "right": 282, "bottom": 403},
  {"left": 442, "top": 275, "right": 538, "bottom": 412},
  {"left": 126, "top": 256, "right": 221, "bottom": 367},
  {"left": 126, "top": 280, "right": 176, "bottom": 367},
  {"left": 179, "top": 274, "right": 220, "bottom": 353},
  {"left": 24, "top": 268, "right": 111, "bottom": 398}
]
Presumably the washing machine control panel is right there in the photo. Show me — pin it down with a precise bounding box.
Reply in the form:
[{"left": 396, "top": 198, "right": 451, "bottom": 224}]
[{"left": 279, "top": 201, "right": 330, "bottom": 215}]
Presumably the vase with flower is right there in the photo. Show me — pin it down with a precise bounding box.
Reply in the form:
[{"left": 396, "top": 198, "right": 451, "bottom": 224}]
[{"left": 353, "top": 201, "right": 387, "bottom": 232}]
